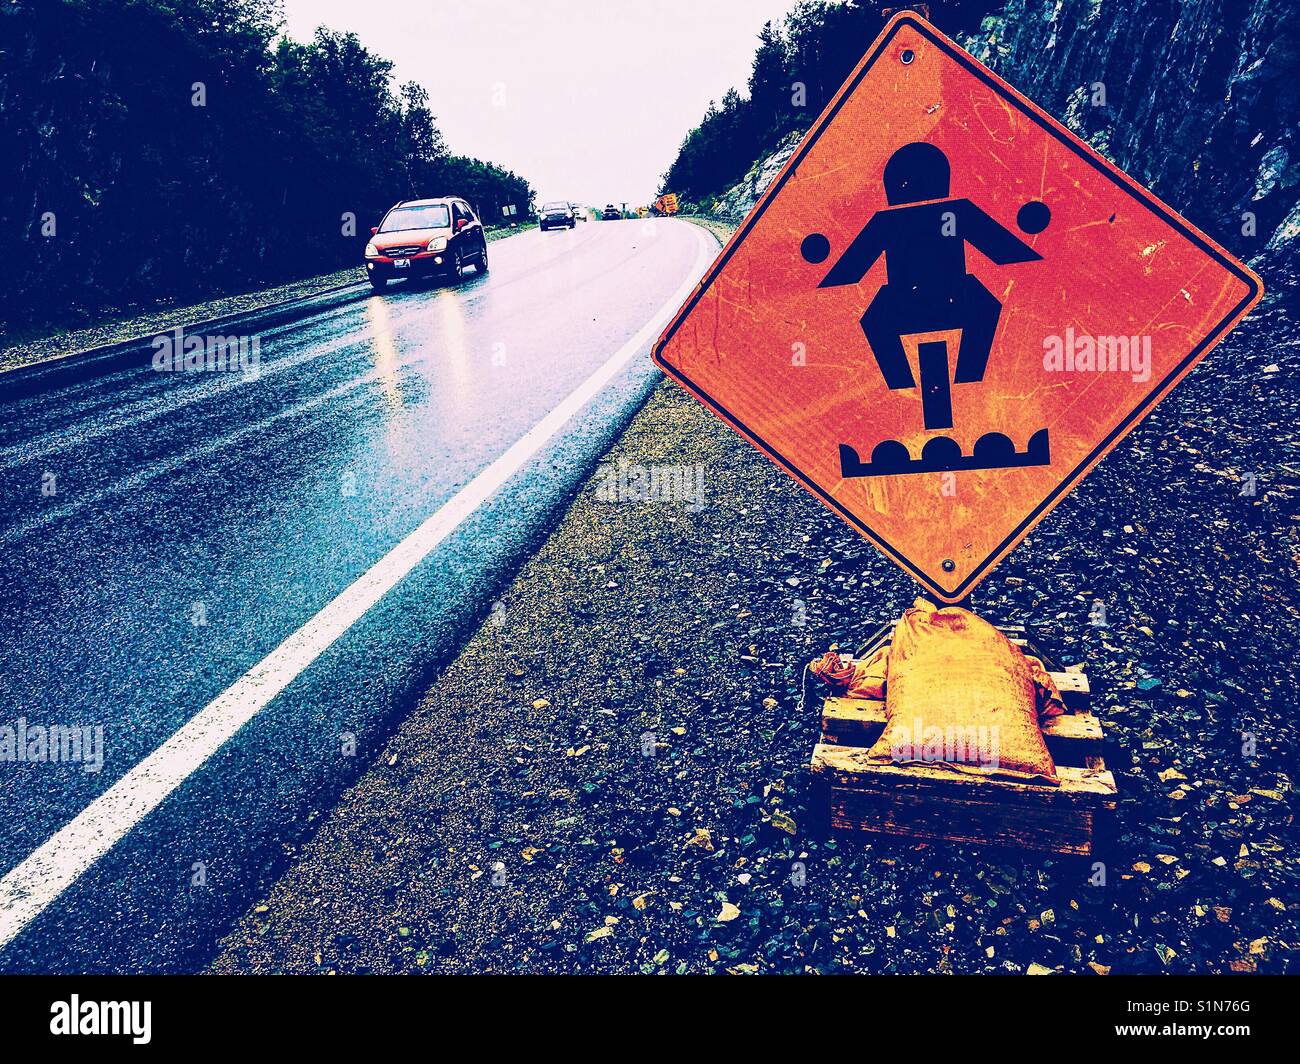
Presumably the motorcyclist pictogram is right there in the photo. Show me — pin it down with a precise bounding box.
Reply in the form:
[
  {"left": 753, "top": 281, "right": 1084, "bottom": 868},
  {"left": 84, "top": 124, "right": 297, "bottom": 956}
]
[{"left": 802, "top": 141, "right": 1053, "bottom": 477}]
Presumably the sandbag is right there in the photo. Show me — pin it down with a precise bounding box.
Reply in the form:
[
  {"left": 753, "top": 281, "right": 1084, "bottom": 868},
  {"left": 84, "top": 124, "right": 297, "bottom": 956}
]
[
  {"left": 809, "top": 644, "right": 888, "bottom": 700},
  {"left": 867, "top": 599, "right": 1059, "bottom": 784}
]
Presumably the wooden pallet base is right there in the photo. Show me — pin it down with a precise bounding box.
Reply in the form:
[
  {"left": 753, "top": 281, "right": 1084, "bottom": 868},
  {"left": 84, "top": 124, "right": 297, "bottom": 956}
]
[{"left": 808, "top": 625, "right": 1117, "bottom": 855}]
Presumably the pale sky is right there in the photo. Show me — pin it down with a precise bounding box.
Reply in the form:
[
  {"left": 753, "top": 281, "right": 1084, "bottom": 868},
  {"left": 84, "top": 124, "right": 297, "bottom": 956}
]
[{"left": 279, "top": 0, "right": 799, "bottom": 207}]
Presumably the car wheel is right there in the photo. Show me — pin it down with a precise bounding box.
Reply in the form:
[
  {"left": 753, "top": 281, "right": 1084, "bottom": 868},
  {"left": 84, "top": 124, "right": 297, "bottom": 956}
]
[
  {"left": 452, "top": 248, "right": 467, "bottom": 281},
  {"left": 478, "top": 243, "right": 489, "bottom": 273}
]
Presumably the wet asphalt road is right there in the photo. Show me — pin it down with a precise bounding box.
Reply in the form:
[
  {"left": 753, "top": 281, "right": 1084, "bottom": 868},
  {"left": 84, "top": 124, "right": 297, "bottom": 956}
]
[{"left": 0, "top": 218, "right": 712, "bottom": 971}]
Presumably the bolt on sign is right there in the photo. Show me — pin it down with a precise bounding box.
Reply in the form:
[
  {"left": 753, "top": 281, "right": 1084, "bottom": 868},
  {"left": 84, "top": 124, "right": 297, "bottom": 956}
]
[{"left": 653, "top": 12, "right": 1262, "bottom": 603}]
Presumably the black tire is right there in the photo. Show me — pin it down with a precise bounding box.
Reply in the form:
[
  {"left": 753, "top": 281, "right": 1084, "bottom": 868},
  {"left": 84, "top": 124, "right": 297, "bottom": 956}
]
[
  {"left": 368, "top": 275, "right": 388, "bottom": 292},
  {"left": 478, "top": 242, "right": 490, "bottom": 273},
  {"left": 452, "top": 247, "right": 467, "bottom": 282}
]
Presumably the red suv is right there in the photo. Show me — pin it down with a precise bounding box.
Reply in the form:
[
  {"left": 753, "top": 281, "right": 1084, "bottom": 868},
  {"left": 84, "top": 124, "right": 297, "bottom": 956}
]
[{"left": 364, "top": 197, "right": 489, "bottom": 291}]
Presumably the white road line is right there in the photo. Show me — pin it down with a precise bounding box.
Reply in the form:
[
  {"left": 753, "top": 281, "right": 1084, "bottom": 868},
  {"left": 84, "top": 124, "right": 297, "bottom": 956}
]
[{"left": 0, "top": 222, "right": 714, "bottom": 951}]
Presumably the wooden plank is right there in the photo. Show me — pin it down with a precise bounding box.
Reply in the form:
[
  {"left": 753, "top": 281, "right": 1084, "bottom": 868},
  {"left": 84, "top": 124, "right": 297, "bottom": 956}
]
[
  {"left": 855, "top": 627, "right": 1030, "bottom": 659},
  {"left": 852, "top": 622, "right": 896, "bottom": 661},
  {"left": 1051, "top": 670, "right": 1090, "bottom": 710},
  {"left": 829, "top": 788, "right": 1096, "bottom": 854},
  {"left": 809, "top": 742, "right": 1118, "bottom": 807},
  {"left": 821, "top": 697, "right": 1103, "bottom": 763},
  {"left": 820, "top": 697, "right": 886, "bottom": 746},
  {"left": 827, "top": 655, "right": 1089, "bottom": 712},
  {"left": 819, "top": 744, "right": 1118, "bottom": 804}
]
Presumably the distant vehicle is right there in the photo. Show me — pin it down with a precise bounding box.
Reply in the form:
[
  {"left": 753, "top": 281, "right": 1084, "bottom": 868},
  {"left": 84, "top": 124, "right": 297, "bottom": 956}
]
[
  {"left": 539, "top": 201, "right": 576, "bottom": 231},
  {"left": 364, "top": 197, "right": 488, "bottom": 291},
  {"left": 602, "top": 204, "right": 621, "bottom": 220},
  {"left": 572, "top": 205, "right": 588, "bottom": 221}
]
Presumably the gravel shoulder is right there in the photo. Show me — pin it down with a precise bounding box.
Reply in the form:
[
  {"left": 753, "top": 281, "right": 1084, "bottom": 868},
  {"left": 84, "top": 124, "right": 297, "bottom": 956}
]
[
  {"left": 208, "top": 255, "right": 1298, "bottom": 974},
  {"left": 678, "top": 214, "right": 739, "bottom": 249}
]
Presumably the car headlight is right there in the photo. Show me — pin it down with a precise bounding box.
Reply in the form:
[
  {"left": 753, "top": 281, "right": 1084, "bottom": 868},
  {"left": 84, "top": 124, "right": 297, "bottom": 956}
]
[
  {"left": 364, "top": 242, "right": 379, "bottom": 258},
  {"left": 427, "top": 237, "right": 447, "bottom": 252}
]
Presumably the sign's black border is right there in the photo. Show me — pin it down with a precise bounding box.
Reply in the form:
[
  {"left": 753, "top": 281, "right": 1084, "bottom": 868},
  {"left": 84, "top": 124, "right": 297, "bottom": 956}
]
[{"left": 652, "top": 14, "right": 1263, "bottom": 601}]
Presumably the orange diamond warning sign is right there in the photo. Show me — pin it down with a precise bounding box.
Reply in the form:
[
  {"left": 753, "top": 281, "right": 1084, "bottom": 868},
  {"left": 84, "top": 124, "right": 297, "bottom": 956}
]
[{"left": 653, "top": 12, "right": 1262, "bottom": 603}]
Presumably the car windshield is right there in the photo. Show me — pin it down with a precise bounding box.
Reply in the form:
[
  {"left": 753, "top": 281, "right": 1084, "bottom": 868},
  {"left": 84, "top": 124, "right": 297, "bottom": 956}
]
[
  {"left": 379, "top": 204, "right": 450, "bottom": 232},
  {"left": 542, "top": 202, "right": 568, "bottom": 211}
]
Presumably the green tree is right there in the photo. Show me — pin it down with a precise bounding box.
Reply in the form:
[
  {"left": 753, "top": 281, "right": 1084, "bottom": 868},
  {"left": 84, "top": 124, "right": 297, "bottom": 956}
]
[{"left": 0, "top": 0, "right": 535, "bottom": 334}]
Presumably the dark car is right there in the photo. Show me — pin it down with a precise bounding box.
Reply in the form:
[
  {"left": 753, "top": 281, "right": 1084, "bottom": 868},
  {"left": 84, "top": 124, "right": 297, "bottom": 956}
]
[
  {"left": 539, "top": 201, "right": 576, "bottom": 231},
  {"left": 601, "top": 203, "right": 621, "bottom": 220},
  {"left": 364, "top": 197, "right": 488, "bottom": 291}
]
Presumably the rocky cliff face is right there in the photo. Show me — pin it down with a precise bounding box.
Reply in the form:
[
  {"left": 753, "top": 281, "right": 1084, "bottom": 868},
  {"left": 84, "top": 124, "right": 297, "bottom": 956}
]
[
  {"left": 710, "top": 130, "right": 803, "bottom": 221},
  {"left": 712, "top": 0, "right": 1297, "bottom": 272},
  {"left": 961, "top": 0, "right": 1297, "bottom": 268}
]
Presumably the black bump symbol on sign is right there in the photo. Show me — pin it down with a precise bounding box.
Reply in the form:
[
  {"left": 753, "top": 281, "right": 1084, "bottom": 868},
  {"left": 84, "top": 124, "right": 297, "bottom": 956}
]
[{"left": 808, "top": 142, "right": 1055, "bottom": 478}]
